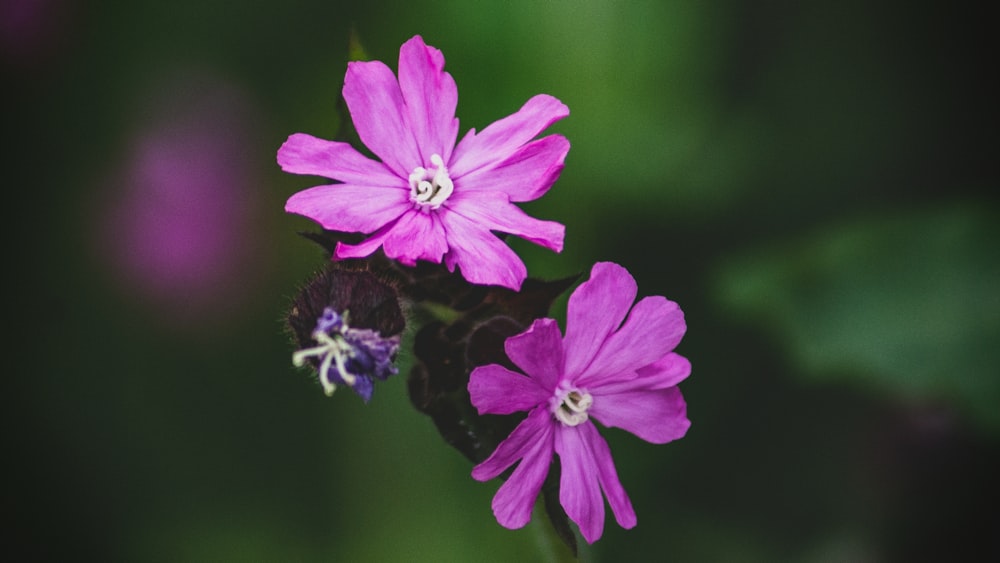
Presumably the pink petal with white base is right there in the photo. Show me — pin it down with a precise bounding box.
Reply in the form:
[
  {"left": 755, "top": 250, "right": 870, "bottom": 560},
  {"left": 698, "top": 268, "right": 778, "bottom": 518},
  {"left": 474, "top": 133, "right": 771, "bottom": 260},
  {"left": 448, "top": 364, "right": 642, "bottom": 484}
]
[
  {"left": 398, "top": 36, "right": 459, "bottom": 163},
  {"left": 284, "top": 184, "right": 406, "bottom": 233},
  {"left": 469, "top": 364, "right": 550, "bottom": 415},
  {"left": 343, "top": 59, "right": 421, "bottom": 177},
  {"left": 277, "top": 133, "right": 401, "bottom": 186}
]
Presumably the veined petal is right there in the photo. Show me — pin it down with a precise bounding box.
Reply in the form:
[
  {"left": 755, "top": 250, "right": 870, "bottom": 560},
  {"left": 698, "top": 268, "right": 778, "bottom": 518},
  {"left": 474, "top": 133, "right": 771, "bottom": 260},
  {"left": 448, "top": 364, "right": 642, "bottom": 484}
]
[
  {"left": 440, "top": 211, "right": 527, "bottom": 290},
  {"left": 504, "top": 318, "right": 565, "bottom": 392},
  {"left": 449, "top": 94, "right": 569, "bottom": 178},
  {"left": 448, "top": 190, "right": 564, "bottom": 252},
  {"left": 472, "top": 406, "right": 554, "bottom": 481},
  {"left": 590, "top": 386, "right": 690, "bottom": 445},
  {"left": 276, "top": 133, "right": 401, "bottom": 186},
  {"left": 490, "top": 422, "right": 555, "bottom": 530},
  {"left": 554, "top": 423, "right": 605, "bottom": 544},
  {"left": 343, "top": 59, "right": 421, "bottom": 177},
  {"left": 398, "top": 35, "right": 459, "bottom": 164},
  {"left": 635, "top": 353, "right": 692, "bottom": 390},
  {"left": 563, "top": 262, "right": 637, "bottom": 380},
  {"left": 584, "top": 422, "right": 637, "bottom": 530},
  {"left": 454, "top": 135, "right": 569, "bottom": 202},
  {"left": 334, "top": 221, "right": 397, "bottom": 260},
  {"left": 381, "top": 209, "right": 448, "bottom": 266},
  {"left": 588, "top": 359, "right": 682, "bottom": 395},
  {"left": 577, "top": 296, "right": 685, "bottom": 386},
  {"left": 469, "top": 364, "right": 549, "bottom": 415},
  {"left": 285, "top": 184, "right": 407, "bottom": 233}
]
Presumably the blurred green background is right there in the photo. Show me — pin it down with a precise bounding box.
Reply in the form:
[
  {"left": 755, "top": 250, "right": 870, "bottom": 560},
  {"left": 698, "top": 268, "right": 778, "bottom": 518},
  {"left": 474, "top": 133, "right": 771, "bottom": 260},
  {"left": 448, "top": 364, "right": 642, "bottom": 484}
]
[{"left": 6, "top": 1, "right": 998, "bottom": 561}]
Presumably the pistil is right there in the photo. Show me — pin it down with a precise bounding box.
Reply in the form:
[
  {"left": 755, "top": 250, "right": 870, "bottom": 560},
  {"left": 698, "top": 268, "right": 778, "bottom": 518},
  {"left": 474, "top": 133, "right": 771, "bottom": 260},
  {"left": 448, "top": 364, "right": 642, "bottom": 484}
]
[
  {"left": 409, "top": 154, "right": 453, "bottom": 210},
  {"left": 552, "top": 385, "right": 594, "bottom": 427}
]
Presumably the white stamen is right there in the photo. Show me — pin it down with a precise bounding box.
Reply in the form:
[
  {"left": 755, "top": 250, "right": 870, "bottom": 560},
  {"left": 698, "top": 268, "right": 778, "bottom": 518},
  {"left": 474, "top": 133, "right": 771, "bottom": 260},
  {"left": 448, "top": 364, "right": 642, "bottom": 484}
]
[
  {"left": 552, "top": 387, "right": 594, "bottom": 427},
  {"left": 291, "top": 330, "right": 358, "bottom": 396},
  {"left": 409, "top": 153, "right": 453, "bottom": 210}
]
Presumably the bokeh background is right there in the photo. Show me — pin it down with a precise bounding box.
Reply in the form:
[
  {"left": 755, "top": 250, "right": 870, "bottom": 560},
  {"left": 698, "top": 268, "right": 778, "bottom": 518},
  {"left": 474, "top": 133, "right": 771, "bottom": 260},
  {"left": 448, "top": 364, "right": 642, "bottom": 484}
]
[{"left": 6, "top": 1, "right": 998, "bottom": 561}]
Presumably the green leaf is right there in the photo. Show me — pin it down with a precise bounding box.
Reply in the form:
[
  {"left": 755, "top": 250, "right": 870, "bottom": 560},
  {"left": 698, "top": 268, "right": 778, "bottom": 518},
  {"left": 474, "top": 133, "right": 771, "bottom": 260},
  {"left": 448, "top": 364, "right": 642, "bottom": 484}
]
[{"left": 715, "top": 204, "right": 1000, "bottom": 432}]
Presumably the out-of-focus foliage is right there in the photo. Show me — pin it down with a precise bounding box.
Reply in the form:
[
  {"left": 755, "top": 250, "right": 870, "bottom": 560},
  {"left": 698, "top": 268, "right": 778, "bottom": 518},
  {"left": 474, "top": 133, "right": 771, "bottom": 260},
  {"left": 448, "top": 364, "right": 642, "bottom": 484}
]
[{"left": 717, "top": 205, "right": 1000, "bottom": 433}]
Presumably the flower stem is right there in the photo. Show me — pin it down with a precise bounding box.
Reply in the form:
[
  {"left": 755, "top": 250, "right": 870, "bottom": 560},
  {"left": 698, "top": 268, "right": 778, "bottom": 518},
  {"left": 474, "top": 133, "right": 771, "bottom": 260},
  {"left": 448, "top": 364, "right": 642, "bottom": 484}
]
[{"left": 531, "top": 498, "right": 579, "bottom": 562}]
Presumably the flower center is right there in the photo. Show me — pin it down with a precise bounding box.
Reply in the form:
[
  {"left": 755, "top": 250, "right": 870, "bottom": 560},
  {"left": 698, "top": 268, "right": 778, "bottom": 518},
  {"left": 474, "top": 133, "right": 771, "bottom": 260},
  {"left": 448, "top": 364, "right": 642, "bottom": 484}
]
[
  {"left": 551, "top": 384, "right": 594, "bottom": 427},
  {"left": 408, "top": 154, "right": 453, "bottom": 211},
  {"left": 291, "top": 308, "right": 400, "bottom": 397}
]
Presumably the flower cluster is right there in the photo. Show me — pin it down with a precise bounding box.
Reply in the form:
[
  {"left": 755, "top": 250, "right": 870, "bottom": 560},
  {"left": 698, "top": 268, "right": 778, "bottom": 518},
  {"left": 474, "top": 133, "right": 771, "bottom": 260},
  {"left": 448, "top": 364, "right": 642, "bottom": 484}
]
[{"left": 280, "top": 35, "right": 690, "bottom": 552}]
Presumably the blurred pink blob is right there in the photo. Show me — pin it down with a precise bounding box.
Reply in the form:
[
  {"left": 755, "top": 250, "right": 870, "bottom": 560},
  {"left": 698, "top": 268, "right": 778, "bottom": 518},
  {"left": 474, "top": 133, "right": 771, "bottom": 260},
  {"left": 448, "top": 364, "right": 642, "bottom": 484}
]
[{"left": 98, "top": 71, "right": 266, "bottom": 326}]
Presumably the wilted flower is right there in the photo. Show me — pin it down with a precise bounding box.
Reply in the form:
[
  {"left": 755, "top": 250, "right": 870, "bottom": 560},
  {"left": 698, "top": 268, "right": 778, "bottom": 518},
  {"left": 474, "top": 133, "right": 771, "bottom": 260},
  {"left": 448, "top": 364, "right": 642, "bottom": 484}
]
[
  {"left": 468, "top": 262, "right": 691, "bottom": 543},
  {"left": 293, "top": 307, "right": 400, "bottom": 401},
  {"left": 278, "top": 35, "right": 569, "bottom": 290},
  {"left": 287, "top": 265, "right": 406, "bottom": 402}
]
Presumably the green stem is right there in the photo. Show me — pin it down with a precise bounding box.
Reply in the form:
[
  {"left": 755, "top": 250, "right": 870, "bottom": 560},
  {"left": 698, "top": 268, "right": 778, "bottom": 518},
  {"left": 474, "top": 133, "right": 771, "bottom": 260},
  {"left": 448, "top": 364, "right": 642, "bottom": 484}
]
[{"left": 530, "top": 499, "right": 580, "bottom": 562}]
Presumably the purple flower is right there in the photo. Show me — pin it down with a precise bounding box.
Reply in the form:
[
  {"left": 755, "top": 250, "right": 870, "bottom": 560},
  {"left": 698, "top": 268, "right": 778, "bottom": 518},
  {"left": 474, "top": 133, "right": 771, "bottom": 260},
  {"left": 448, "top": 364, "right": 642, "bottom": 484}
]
[
  {"left": 292, "top": 307, "right": 401, "bottom": 402},
  {"left": 278, "top": 35, "right": 569, "bottom": 290},
  {"left": 468, "top": 262, "right": 691, "bottom": 543}
]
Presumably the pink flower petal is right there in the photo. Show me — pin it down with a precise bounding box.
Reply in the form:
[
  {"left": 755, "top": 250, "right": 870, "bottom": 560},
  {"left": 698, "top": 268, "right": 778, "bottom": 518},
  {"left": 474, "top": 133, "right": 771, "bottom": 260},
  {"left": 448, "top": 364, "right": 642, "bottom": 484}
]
[
  {"left": 472, "top": 406, "right": 554, "bottom": 482},
  {"left": 449, "top": 94, "right": 569, "bottom": 178},
  {"left": 398, "top": 36, "right": 459, "bottom": 164},
  {"left": 454, "top": 135, "right": 570, "bottom": 202},
  {"left": 503, "top": 318, "right": 565, "bottom": 391},
  {"left": 469, "top": 364, "right": 550, "bottom": 415},
  {"left": 583, "top": 422, "right": 637, "bottom": 530},
  {"left": 590, "top": 386, "right": 690, "bottom": 444},
  {"left": 563, "top": 262, "right": 637, "bottom": 379},
  {"left": 284, "top": 184, "right": 407, "bottom": 233},
  {"left": 276, "top": 133, "right": 401, "bottom": 186},
  {"left": 554, "top": 423, "right": 606, "bottom": 544},
  {"left": 440, "top": 211, "right": 527, "bottom": 290},
  {"left": 490, "top": 421, "right": 555, "bottom": 530},
  {"left": 590, "top": 352, "right": 690, "bottom": 395},
  {"left": 381, "top": 209, "right": 449, "bottom": 266},
  {"left": 577, "top": 296, "right": 686, "bottom": 387},
  {"left": 343, "top": 59, "right": 421, "bottom": 177},
  {"left": 635, "top": 352, "right": 692, "bottom": 389},
  {"left": 448, "top": 190, "right": 564, "bottom": 252},
  {"left": 334, "top": 222, "right": 397, "bottom": 260}
]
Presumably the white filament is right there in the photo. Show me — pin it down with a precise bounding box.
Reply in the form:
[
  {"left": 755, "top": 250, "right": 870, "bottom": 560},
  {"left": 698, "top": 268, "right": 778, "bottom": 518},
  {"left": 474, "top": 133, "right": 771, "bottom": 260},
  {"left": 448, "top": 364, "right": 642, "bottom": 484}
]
[
  {"left": 409, "top": 154, "right": 453, "bottom": 210},
  {"left": 292, "top": 330, "right": 358, "bottom": 396}
]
